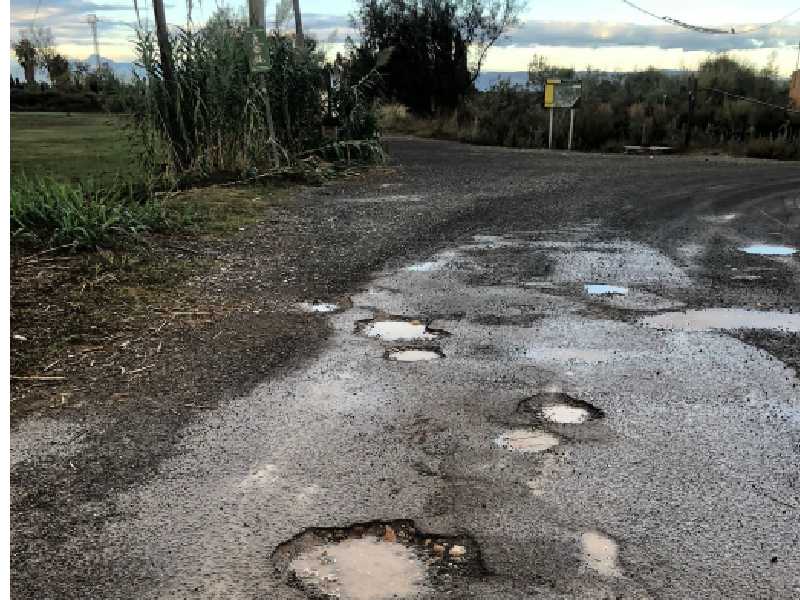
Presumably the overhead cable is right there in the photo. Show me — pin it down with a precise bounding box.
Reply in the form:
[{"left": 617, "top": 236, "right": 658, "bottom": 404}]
[{"left": 622, "top": 0, "right": 800, "bottom": 35}]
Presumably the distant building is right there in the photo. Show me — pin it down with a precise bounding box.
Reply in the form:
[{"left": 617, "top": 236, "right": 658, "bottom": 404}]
[{"left": 791, "top": 70, "right": 800, "bottom": 109}]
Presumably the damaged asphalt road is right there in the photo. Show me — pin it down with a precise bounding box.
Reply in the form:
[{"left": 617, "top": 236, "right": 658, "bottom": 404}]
[{"left": 11, "top": 137, "right": 800, "bottom": 599}]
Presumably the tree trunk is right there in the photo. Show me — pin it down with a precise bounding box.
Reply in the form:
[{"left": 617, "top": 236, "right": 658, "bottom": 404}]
[{"left": 292, "top": 0, "right": 304, "bottom": 50}]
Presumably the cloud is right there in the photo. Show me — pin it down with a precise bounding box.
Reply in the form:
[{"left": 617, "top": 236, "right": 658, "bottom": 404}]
[{"left": 502, "top": 20, "right": 800, "bottom": 52}]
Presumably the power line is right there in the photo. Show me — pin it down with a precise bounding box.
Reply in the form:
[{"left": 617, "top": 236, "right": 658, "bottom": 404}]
[
  {"left": 622, "top": 0, "right": 800, "bottom": 35},
  {"left": 701, "top": 86, "right": 800, "bottom": 114}
]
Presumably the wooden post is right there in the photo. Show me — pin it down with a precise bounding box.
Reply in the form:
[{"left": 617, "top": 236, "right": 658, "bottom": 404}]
[
  {"left": 548, "top": 107, "right": 554, "bottom": 150},
  {"left": 568, "top": 108, "right": 575, "bottom": 151},
  {"left": 248, "top": 0, "right": 279, "bottom": 166},
  {"left": 685, "top": 75, "right": 697, "bottom": 149},
  {"left": 152, "top": 0, "right": 174, "bottom": 85},
  {"left": 293, "top": 0, "right": 305, "bottom": 50}
]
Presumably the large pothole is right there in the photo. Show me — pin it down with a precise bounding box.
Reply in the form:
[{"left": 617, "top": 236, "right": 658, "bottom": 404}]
[
  {"left": 356, "top": 317, "right": 449, "bottom": 341},
  {"left": 517, "top": 392, "right": 605, "bottom": 424},
  {"left": 273, "top": 520, "right": 484, "bottom": 599}
]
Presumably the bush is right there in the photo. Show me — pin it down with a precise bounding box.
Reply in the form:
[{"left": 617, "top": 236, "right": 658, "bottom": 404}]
[
  {"left": 10, "top": 176, "right": 188, "bottom": 249},
  {"left": 740, "top": 137, "right": 800, "bottom": 160}
]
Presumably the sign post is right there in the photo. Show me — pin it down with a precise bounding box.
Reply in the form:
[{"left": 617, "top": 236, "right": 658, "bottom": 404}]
[
  {"left": 568, "top": 108, "right": 575, "bottom": 150},
  {"left": 544, "top": 79, "right": 582, "bottom": 151}
]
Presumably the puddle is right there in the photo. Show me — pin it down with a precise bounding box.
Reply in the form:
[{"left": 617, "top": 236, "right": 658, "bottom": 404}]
[
  {"left": 584, "top": 284, "right": 628, "bottom": 296},
  {"left": 701, "top": 213, "right": 738, "bottom": 224},
  {"left": 542, "top": 405, "right": 590, "bottom": 424},
  {"left": 297, "top": 302, "right": 339, "bottom": 313},
  {"left": 386, "top": 348, "right": 444, "bottom": 362},
  {"left": 517, "top": 392, "right": 605, "bottom": 423},
  {"left": 494, "top": 429, "right": 559, "bottom": 453},
  {"left": 523, "top": 348, "right": 613, "bottom": 363},
  {"left": 407, "top": 261, "right": 443, "bottom": 272},
  {"left": 357, "top": 318, "right": 448, "bottom": 341},
  {"left": 641, "top": 309, "right": 800, "bottom": 332},
  {"left": 739, "top": 244, "right": 796, "bottom": 256},
  {"left": 273, "top": 521, "right": 484, "bottom": 599},
  {"left": 581, "top": 531, "right": 621, "bottom": 577},
  {"left": 290, "top": 538, "right": 426, "bottom": 599}
]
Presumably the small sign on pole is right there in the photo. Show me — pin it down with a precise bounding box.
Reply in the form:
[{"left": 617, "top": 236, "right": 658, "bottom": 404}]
[
  {"left": 544, "top": 79, "right": 582, "bottom": 150},
  {"left": 247, "top": 27, "right": 271, "bottom": 73}
]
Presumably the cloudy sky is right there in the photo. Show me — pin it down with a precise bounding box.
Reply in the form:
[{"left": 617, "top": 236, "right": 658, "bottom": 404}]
[{"left": 9, "top": 0, "right": 800, "bottom": 74}]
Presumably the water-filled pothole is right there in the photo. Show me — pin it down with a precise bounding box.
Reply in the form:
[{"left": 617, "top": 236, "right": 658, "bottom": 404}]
[
  {"left": 542, "top": 405, "right": 590, "bottom": 424},
  {"left": 517, "top": 392, "right": 605, "bottom": 423},
  {"left": 386, "top": 347, "right": 445, "bottom": 362},
  {"left": 494, "top": 429, "right": 559, "bottom": 453},
  {"left": 297, "top": 302, "right": 340, "bottom": 313},
  {"left": 641, "top": 308, "right": 800, "bottom": 332},
  {"left": 584, "top": 284, "right": 628, "bottom": 296},
  {"left": 356, "top": 317, "right": 449, "bottom": 341},
  {"left": 739, "top": 244, "right": 796, "bottom": 256},
  {"left": 273, "top": 520, "right": 484, "bottom": 600},
  {"left": 580, "top": 531, "right": 621, "bottom": 577}
]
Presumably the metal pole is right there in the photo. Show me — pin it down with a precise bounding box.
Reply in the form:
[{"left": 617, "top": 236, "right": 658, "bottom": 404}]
[
  {"left": 568, "top": 108, "right": 575, "bottom": 151},
  {"left": 248, "top": 0, "right": 279, "bottom": 167},
  {"left": 548, "top": 107, "right": 554, "bottom": 150}
]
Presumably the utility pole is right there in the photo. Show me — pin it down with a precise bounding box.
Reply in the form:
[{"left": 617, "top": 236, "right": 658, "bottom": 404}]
[
  {"left": 293, "top": 0, "right": 304, "bottom": 50},
  {"left": 685, "top": 75, "right": 697, "bottom": 149},
  {"left": 248, "top": 0, "right": 279, "bottom": 166}
]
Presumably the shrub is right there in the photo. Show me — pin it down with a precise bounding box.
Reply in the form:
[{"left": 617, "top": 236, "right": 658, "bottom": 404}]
[
  {"left": 741, "top": 137, "right": 800, "bottom": 160},
  {"left": 10, "top": 176, "right": 188, "bottom": 249}
]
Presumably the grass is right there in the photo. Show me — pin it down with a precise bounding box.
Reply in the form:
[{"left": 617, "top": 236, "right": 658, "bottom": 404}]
[
  {"left": 10, "top": 176, "right": 189, "bottom": 250},
  {"left": 10, "top": 112, "right": 140, "bottom": 184}
]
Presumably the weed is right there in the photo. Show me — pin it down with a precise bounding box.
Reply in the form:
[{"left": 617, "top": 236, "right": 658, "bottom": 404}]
[{"left": 10, "top": 176, "right": 191, "bottom": 250}]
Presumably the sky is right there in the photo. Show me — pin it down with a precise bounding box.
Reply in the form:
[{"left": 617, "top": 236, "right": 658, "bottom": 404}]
[{"left": 8, "top": 0, "right": 800, "bottom": 75}]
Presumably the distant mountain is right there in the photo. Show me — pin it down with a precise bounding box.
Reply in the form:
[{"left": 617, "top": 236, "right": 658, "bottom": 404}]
[{"left": 476, "top": 71, "right": 529, "bottom": 90}]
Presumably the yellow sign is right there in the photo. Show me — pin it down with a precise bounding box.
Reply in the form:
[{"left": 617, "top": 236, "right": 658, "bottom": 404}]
[
  {"left": 544, "top": 79, "right": 559, "bottom": 108},
  {"left": 544, "top": 79, "right": 582, "bottom": 109}
]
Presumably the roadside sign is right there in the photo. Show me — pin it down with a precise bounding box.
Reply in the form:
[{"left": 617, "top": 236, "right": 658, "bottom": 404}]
[
  {"left": 544, "top": 79, "right": 582, "bottom": 109},
  {"left": 247, "top": 27, "right": 271, "bottom": 73}
]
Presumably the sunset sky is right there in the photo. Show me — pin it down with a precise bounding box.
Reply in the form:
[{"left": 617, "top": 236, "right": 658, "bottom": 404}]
[{"left": 9, "top": 0, "right": 800, "bottom": 75}]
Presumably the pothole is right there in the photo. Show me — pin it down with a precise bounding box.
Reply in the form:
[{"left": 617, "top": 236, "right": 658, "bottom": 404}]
[
  {"left": 739, "top": 244, "right": 796, "bottom": 256},
  {"left": 584, "top": 284, "right": 628, "bottom": 296},
  {"left": 542, "top": 405, "right": 590, "bottom": 424},
  {"left": 494, "top": 429, "right": 559, "bottom": 453},
  {"left": 701, "top": 213, "right": 738, "bottom": 224},
  {"left": 580, "top": 531, "right": 621, "bottom": 577},
  {"left": 356, "top": 317, "right": 449, "bottom": 341},
  {"left": 517, "top": 392, "right": 605, "bottom": 423},
  {"left": 297, "top": 302, "right": 340, "bottom": 313},
  {"left": 273, "top": 521, "right": 484, "bottom": 600},
  {"left": 641, "top": 308, "right": 800, "bottom": 332},
  {"left": 386, "top": 347, "right": 444, "bottom": 362}
]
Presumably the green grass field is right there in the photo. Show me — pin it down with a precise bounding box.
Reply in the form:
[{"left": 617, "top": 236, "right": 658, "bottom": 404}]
[{"left": 10, "top": 112, "right": 141, "bottom": 183}]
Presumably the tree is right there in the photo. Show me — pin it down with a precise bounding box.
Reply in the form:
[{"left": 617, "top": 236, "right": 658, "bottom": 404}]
[
  {"left": 527, "top": 54, "right": 575, "bottom": 91},
  {"left": 355, "top": 0, "right": 523, "bottom": 114},
  {"left": 44, "top": 53, "right": 71, "bottom": 88},
  {"left": 13, "top": 38, "right": 37, "bottom": 84}
]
